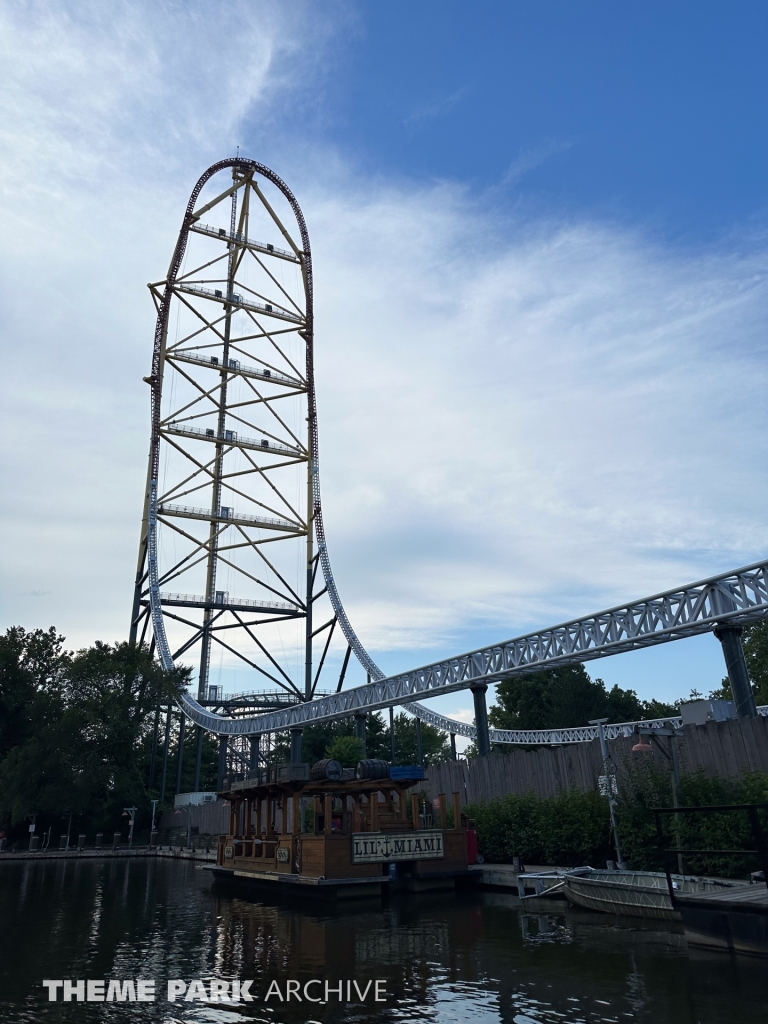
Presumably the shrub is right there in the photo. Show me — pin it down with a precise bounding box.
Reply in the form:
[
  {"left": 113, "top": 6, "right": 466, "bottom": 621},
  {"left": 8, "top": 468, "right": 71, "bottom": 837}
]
[
  {"left": 466, "top": 789, "right": 612, "bottom": 867},
  {"left": 468, "top": 766, "right": 768, "bottom": 876},
  {"left": 616, "top": 758, "right": 768, "bottom": 877}
]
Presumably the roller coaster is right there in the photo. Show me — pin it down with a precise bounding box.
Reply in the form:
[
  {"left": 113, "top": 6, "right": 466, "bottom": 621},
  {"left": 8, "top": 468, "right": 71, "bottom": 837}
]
[{"left": 129, "top": 158, "right": 767, "bottom": 783}]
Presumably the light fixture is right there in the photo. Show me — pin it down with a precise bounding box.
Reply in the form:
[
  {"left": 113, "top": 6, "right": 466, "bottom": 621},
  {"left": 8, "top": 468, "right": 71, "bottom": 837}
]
[{"left": 632, "top": 738, "right": 653, "bottom": 753}]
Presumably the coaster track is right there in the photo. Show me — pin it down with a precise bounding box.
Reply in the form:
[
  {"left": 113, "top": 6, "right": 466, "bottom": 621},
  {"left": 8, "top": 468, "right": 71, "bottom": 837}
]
[{"left": 137, "top": 158, "right": 768, "bottom": 747}]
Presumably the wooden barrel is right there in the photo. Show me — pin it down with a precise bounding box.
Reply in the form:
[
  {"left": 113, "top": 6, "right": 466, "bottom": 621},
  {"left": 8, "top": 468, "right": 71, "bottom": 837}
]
[
  {"left": 355, "top": 758, "right": 390, "bottom": 781},
  {"left": 310, "top": 758, "right": 343, "bottom": 781}
]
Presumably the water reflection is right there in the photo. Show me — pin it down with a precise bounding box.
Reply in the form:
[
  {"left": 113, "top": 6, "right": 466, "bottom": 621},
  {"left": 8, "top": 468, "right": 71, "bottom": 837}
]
[{"left": 0, "top": 860, "right": 765, "bottom": 1023}]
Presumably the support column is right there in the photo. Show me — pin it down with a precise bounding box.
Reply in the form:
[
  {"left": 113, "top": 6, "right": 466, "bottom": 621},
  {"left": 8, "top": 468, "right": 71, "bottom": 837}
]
[
  {"left": 324, "top": 793, "right": 333, "bottom": 834},
  {"left": 249, "top": 734, "right": 261, "bottom": 772},
  {"left": 354, "top": 713, "right": 367, "bottom": 757},
  {"left": 714, "top": 625, "right": 757, "bottom": 718},
  {"left": 217, "top": 736, "right": 228, "bottom": 792},
  {"left": 415, "top": 717, "right": 424, "bottom": 766},
  {"left": 193, "top": 727, "right": 203, "bottom": 791},
  {"left": 389, "top": 707, "right": 395, "bottom": 763},
  {"left": 175, "top": 712, "right": 186, "bottom": 795},
  {"left": 290, "top": 728, "right": 304, "bottom": 765},
  {"left": 159, "top": 705, "right": 172, "bottom": 802},
  {"left": 471, "top": 684, "right": 491, "bottom": 757},
  {"left": 450, "top": 733, "right": 457, "bottom": 761},
  {"left": 148, "top": 703, "right": 160, "bottom": 789}
]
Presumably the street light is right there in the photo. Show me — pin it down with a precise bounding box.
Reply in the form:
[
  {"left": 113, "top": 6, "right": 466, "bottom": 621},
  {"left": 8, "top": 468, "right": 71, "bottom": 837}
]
[
  {"left": 173, "top": 806, "right": 192, "bottom": 848},
  {"left": 122, "top": 807, "right": 137, "bottom": 847},
  {"left": 588, "top": 718, "right": 627, "bottom": 870}
]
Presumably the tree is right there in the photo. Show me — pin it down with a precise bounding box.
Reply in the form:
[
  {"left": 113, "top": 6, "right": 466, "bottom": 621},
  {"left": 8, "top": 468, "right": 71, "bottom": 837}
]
[
  {"left": 743, "top": 621, "right": 768, "bottom": 706},
  {"left": 57, "top": 641, "right": 190, "bottom": 826},
  {"left": 489, "top": 664, "right": 677, "bottom": 734},
  {"left": 708, "top": 621, "right": 768, "bottom": 707},
  {"left": 0, "top": 630, "right": 189, "bottom": 835},
  {"left": 391, "top": 713, "right": 450, "bottom": 766},
  {"left": 270, "top": 710, "right": 449, "bottom": 767},
  {"left": 0, "top": 626, "right": 68, "bottom": 759},
  {"left": 325, "top": 736, "right": 364, "bottom": 767}
]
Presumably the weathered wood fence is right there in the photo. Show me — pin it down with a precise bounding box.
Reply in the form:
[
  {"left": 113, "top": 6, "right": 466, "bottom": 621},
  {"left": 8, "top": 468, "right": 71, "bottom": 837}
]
[
  {"left": 159, "top": 799, "right": 229, "bottom": 834},
  {"left": 424, "top": 716, "right": 768, "bottom": 805}
]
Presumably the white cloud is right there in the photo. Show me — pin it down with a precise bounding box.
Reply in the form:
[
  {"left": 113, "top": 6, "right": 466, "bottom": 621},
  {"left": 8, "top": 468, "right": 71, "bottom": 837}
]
[
  {"left": 0, "top": 0, "right": 342, "bottom": 646},
  {"left": 1, "top": 0, "right": 767, "bottom": 710},
  {"left": 306, "top": 181, "right": 768, "bottom": 660}
]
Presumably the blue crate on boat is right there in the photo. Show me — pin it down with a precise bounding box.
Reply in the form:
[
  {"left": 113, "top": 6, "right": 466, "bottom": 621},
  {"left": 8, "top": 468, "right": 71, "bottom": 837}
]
[{"left": 389, "top": 765, "right": 425, "bottom": 781}]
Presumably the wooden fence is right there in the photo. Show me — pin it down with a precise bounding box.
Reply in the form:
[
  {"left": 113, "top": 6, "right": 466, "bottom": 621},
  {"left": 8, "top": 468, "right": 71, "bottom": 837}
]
[
  {"left": 158, "top": 799, "right": 229, "bottom": 835},
  {"left": 424, "top": 715, "right": 768, "bottom": 806}
]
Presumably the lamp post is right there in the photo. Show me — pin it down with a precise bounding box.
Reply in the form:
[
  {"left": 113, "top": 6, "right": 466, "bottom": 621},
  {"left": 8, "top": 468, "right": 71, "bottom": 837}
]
[
  {"left": 150, "top": 799, "right": 159, "bottom": 848},
  {"left": 633, "top": 723, "right": 685, "bottom": 873},
  {"left": 174, "top": 806, "right": 192, "bottom": 848},
  {"left": 589, "top": 718, "right": 626, "bottom": 870},
  {"left": 122, "top": 807, "right": 137, "bottom": 847}
]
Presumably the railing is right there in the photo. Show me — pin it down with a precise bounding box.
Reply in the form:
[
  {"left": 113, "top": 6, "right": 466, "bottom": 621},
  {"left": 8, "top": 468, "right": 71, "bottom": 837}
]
[
  {"left": 189, "top": 221, "right": 299, "bottom": 262},
  {"left": 174, "top": 282, "right": 303, "bottom": 324},
  {"left": 203, "top": 689, "right": 332, "bottom": 705},
  {"left": 159, "top": 502, "right": 303, "bottom": 533},
  {"left": 162, "top": 422, "right": 303, "bottom": 458},
  {"left": 160, "top": 592, "right": 300, "bottom": 613},
  {"left": 169, "top": 349, "right": 304, "bottom": 389}
]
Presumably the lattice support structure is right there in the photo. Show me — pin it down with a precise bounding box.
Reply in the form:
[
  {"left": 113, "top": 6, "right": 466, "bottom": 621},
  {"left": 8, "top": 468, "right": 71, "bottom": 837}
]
[
  {"left": 130, "top": 159, "right": 345, "bottom": 753},
  {"left": 131, "top": 158, "right": 768, "bottom": 758},
  {"left": 177, "top": 558, "right": 768, "bottom": 737}
]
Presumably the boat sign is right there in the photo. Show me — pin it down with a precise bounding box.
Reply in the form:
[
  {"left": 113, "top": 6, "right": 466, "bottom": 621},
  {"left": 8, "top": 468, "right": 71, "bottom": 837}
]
[{"left": 352, "top": 831, "right": 444, "bottom": 863}]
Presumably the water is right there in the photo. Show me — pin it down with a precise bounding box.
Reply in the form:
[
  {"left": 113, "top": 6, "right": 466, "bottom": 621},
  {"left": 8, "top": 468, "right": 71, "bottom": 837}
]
[{"left": 0, "top": 859, "right": 765, "bottom": 1023}]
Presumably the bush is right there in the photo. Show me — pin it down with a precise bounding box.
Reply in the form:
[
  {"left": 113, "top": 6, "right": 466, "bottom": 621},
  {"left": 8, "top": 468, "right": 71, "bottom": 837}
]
[
  {"left": 466, "top": 766, "right": 768, "bottom": 877},
  {"left": 466, "top": 789, "right": 612, "bottom": 867},
  {"left": 616, "top": 758, "right": 768, "bottom": 877}
]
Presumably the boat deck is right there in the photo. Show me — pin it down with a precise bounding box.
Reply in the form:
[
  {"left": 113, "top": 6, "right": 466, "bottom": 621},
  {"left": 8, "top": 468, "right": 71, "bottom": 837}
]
[{"left": 676, "top": 882, "right": 768, "bottom": 907}]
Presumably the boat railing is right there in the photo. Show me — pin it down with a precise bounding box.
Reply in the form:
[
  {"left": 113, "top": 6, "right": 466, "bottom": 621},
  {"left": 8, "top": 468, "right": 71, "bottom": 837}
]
[{"left": 653, "top": 802, "right": 768, "bottom": 906}]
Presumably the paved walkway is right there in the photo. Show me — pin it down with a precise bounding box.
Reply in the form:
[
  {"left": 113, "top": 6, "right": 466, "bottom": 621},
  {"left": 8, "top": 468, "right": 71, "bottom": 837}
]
[{"left": 0, "top": 847, "right": 216, "bottom": 863}]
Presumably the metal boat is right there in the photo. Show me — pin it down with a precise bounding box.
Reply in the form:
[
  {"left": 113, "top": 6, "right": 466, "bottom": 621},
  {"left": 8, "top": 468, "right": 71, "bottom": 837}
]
[{"left": 562, "top": 868, "right": 740, "bottom": 920}]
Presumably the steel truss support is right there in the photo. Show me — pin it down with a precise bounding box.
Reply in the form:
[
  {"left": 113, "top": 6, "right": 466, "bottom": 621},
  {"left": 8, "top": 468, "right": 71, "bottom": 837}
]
[
  {"left": 135, "top": 160, "right": 768, "bottom": 757},
  {"left": 131, "top": 157, "right": 346, "bottom": 728},
  {"left": 176, "top": 557, "right": 768, "bottom": 738},
  {"left": 714, "top": 625, "right": 758, "bottom": 718}
]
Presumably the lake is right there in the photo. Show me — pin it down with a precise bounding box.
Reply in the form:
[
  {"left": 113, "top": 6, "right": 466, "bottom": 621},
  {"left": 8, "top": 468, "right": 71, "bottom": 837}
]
[{"left": 0, "top": 858, "right": 765, "bottom": 1022}]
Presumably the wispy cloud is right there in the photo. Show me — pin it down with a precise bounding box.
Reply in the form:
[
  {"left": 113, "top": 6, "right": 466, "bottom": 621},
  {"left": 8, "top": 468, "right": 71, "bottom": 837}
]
[
  {"left": 0, "top": 0, "right": 341, "bottom": 643},
  {"left": 304, "top": 179, "right": 768, "bottom": 660},
  {"left": 1, "top": 1, "right": 767, "bottom": 708},
  {"left": 403, "top": 86, "right": 468, "bottom": 133},
  {"left": 496, "top": 139, "right": 574, "bottom": 189}
]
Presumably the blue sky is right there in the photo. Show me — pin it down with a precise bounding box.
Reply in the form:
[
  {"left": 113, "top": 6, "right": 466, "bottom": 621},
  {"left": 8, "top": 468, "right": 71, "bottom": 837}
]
[
  {"left": 1, "top": 1, "right": 767, "bottom": 736},
  {"left": 264, "top": 2, "right": 768, "bottom": 241}
]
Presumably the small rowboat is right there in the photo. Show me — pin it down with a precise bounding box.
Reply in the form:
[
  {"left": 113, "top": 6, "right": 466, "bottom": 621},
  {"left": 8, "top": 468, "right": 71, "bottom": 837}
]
[{"left": 562, "top": 868, "right": 740, "bottom": 920}]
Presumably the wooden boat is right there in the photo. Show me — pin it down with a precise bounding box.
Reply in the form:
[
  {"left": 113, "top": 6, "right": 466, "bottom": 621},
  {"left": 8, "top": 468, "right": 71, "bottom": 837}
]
[
  {"left": 562, "top": 868, "right": 740, "bottom": 920},
  {"left": 673, "top": 882, "right": 768, "bottom": 956},
  {"left": 210, "top": 761, "right": 472, "bottom": 899}
]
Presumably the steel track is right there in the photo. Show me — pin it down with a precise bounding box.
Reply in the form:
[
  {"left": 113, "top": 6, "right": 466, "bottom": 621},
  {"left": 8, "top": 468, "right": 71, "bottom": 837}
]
[{"left": 146, "top": 160, "right": 768, "bottom": 747}]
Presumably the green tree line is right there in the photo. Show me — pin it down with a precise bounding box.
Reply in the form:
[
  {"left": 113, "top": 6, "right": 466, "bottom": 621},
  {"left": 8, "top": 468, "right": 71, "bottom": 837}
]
[
  {"left": 0, "top": 626, "right": 189, "bottom": 843},
  {"left": 0, "top": 625, "right": 450, "bottom": 845}
]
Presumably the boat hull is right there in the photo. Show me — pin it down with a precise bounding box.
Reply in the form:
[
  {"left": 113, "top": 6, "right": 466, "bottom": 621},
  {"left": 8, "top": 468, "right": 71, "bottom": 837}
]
[
  {"left": 562, "top": 870, "right": 741, "bottom": 922},
  {"left": 563, "top": 873, "right": 679, "bottom": 920}
]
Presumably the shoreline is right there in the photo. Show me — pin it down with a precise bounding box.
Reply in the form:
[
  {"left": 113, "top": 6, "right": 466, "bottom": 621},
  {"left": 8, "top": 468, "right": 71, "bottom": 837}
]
[{"left": 0, "top": 847, "right": 216, "bottom": 863}]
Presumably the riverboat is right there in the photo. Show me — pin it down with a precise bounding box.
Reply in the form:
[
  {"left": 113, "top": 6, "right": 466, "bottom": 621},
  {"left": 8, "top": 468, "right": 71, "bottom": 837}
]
[{"left": 210, "top": 760, "right": 472, "bottom": 899}]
